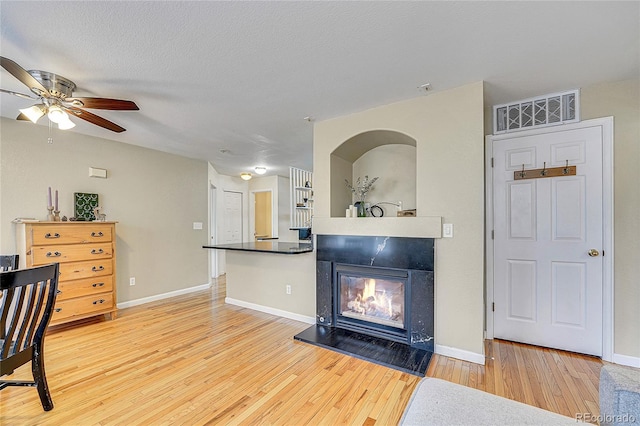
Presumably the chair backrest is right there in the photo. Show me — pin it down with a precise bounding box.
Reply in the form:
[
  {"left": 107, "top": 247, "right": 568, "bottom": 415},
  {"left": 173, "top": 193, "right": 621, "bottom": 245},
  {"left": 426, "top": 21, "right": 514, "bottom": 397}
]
[
  {"left": 1, "top": 263, "right": 59, "bottom": 371},
  {"left": 0, "top": 255, "right": 19, "bottom": 272}
]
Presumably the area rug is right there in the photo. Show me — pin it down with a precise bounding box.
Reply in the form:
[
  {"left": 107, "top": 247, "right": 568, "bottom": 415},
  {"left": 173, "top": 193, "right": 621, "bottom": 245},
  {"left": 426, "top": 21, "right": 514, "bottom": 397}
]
[{"left": 400, "top": 378, "right": 577, "bottom": 425}]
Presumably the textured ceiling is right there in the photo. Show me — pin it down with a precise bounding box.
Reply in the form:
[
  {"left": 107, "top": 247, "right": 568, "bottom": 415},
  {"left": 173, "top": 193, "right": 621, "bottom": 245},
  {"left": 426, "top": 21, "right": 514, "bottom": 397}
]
[{"left": 1, "top": 1, "right": 638, "bottom": 178}]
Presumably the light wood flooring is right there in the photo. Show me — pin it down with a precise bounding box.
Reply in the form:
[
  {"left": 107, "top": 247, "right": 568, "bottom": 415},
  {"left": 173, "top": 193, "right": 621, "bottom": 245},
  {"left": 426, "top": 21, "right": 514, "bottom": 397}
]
[{"left": 2, "top": 276, "right": 602, "bottom": 425}]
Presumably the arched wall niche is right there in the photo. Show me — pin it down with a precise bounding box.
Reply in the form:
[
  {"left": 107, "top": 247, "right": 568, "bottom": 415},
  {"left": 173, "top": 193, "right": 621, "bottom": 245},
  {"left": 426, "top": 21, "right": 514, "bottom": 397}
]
[{"left": 330, "top": 130, "right": 417, "bottom": 217}]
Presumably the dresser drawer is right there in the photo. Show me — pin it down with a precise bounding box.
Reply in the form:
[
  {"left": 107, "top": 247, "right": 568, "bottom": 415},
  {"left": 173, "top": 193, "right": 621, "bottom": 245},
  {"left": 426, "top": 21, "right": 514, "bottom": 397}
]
[
  {"left": 31, "top": 242, "right": 113, "bottom": 265},
  {"left": 59, "top": 259, "right": 113, "bottom": 282},
  {"left": 57, "top": 275, "right": 114, "bottom": 301},
  {"left": 52, "top": 293, "right": 114, "bottom": 322},
  {"left": 31, "top": 224, "right": 113, "bottom": 245}
]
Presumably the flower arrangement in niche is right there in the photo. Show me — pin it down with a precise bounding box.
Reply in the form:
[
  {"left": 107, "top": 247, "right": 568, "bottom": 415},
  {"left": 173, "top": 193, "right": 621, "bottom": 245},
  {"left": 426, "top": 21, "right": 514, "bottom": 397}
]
[{"left": 345, "top": 175, "right": 379, "bottom": 217}]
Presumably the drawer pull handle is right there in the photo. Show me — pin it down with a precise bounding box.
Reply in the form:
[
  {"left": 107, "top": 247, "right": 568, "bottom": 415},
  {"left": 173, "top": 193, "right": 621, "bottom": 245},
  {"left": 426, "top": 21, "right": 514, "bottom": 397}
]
[
  {"left": 92, "top": 266, "right": 105, "bottom": 272},
  {"left": 93, "top": 299, "right": 106, "bottom": 305},
  {"left": 91, "top": 248, "right": 104, "bottom": 255},
  {"left": 46, "top": 251, "right": 62, "bottom": 257},
  {"left": 92, "top": 282, "right": 105, "bottom": 288},
  {"left": 91, "top": 231, "right": 104, "bottom": 237},
  {"left": 55, "top": 308, "right": 62, "bottom": 313},
  {"left": 45, "top": 233, "right": 60, "bottom": 239},
  {"left": 56, "top": 290, "right": 62, "bottom": 294}
]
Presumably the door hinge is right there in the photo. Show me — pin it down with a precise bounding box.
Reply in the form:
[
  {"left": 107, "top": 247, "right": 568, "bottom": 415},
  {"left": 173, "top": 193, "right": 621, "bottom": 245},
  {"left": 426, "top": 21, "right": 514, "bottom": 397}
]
[
  {"left": 602, "top": 250, "right": 605, "bottom": 256},
  {"left": 491, "top": 230, "right": 494, "bottom": 240},
  {"left": 492, "top": 302, "right": 495, "bottom": 312},
  {"left": 491, "top": 157, "right": 494, "bottom": 167}
]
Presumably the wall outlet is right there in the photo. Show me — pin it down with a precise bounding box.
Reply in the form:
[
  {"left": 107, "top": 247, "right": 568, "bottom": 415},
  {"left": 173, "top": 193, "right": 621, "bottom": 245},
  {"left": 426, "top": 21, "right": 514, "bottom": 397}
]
[
  {"left": 129, "top": 277, "right": 136, "bottom": 286},
  {"left": 286, "top": 284, "right": 292, "bottom": 295}
]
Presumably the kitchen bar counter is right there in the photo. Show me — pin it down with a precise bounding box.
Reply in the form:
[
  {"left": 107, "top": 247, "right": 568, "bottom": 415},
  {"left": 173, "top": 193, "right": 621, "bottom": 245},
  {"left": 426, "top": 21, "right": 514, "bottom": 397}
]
[
  {"left": 203, "top": 241, "right": 313, "bottom": 255},
  {"left": 203, "top": 240, "right": 316, "bottom": 323}
]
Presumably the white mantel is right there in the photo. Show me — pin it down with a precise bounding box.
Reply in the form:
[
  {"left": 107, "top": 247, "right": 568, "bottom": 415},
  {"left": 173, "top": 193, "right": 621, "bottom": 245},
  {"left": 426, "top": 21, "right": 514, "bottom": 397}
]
[{"left": 313, "top": 216, "right": 442, "bottom": 238}]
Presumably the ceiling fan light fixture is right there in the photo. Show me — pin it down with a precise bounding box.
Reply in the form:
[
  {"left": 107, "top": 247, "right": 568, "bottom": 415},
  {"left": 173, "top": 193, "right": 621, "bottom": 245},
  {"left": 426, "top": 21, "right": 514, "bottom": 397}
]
[
  {"left": 19, "top": 105, "right": 45, "bottom": 123},
  {"left": 254, "top": 166, "right": 267, "bottom": 175},
  {"left": 57, "top": 117, "right": 76, "bottom": 130},
  {"left": 47, "top": 105, "right": 69, "bottom": 124},
  {"left": 240, "top": 172, "right": 252, "bottom": 181}
]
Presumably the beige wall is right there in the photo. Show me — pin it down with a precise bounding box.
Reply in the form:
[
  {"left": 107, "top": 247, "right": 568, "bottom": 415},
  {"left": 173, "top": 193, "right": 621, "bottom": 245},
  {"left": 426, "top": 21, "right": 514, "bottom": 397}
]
[
  {"left": 352, "top": 144, "right": 416, "bottom": 215},
  {"left": 225, "top": 250, "right": 316, "bottom": 318},
  {"left": 581, "top": 79, "right": 640, "bottom": 359},
  {"left": 314, "top": 82, "right": 486, "bottom": 357},
  {"left": 330, "top": 154, "right": 352, "bottom": 217},
  {"left": 1, "top": 118, "right": 209, "bottom": 302}
]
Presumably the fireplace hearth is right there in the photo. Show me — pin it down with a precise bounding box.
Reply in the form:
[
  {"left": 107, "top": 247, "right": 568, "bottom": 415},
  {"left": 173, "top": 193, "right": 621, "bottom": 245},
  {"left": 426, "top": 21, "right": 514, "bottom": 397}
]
[{"left": 294, "top": 235, "right": 434, "bottom": 376}]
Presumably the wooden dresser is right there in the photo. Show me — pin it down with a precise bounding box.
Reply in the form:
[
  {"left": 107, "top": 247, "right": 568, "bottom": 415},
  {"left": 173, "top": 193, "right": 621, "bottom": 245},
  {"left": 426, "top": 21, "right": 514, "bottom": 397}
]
[{"left": 16, "top": 221, "right": 117, "bottom": 326}]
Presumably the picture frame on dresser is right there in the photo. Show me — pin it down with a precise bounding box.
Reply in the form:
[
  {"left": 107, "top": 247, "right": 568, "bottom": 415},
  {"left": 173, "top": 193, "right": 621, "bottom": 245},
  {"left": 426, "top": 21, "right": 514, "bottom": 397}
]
[{"left": 16, "top": 221, "right": 117, "bottom": 326}]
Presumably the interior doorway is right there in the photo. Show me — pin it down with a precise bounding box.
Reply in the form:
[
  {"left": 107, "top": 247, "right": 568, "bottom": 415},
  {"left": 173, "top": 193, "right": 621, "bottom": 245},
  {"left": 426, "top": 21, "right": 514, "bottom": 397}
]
[
  {"left": 223, "top": 190, "right": 243, "bottom": 244},
  {"left": 485, "top": 117, "right": 613, "bottom": 360},
  {"left": 252, "top": 190, "right": 273, "bottom": 240}
]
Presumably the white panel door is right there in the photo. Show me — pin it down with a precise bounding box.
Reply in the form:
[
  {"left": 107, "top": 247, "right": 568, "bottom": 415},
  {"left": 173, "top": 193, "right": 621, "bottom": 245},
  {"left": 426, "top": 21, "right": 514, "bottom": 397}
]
[
  {"left": 223, "top": 191, "right": 243, "bottom": 244},
  {"left": 493, "top": 126, "right": 603, "bottom": 356}
]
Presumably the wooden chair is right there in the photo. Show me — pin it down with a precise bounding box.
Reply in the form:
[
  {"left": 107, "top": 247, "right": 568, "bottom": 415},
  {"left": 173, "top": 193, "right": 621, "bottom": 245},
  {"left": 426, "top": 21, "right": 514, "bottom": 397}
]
[
  {"left": 1, "top": 263, "right": 59, "bottom": 411},
  {"left": 0, "top": 254, "right": 19, "bottom": 271}
]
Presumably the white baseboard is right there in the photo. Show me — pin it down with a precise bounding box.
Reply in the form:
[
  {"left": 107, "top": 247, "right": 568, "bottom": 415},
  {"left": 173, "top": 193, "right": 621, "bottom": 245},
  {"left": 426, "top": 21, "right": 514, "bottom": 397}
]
[
  {"left": 435, "top": 344, "right": 486, "bottom": 365},
  {"left": 225, "top": 297, "right": 316, "bottom": 325},
  {"left": 117, "top": 282, "right": 211, "bottom": 309},
  {"left": 612, "top": 353, "right": 640, "bottom": 368}
]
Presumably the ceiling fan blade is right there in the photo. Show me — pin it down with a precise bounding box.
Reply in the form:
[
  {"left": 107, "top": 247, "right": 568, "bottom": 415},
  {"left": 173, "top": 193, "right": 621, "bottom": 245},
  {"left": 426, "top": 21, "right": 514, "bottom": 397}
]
[
  {"left": 63, "top": 106, "right": 126, "bottom": 133},
  {"left": 65, "top": 97, "right": 139, "bottom": 110},
  {"left": 1, "top": 88, "right": 37, "bottom": 99},
  {"left": 0, "top": 56, "right": 50, "bottom": 97}
]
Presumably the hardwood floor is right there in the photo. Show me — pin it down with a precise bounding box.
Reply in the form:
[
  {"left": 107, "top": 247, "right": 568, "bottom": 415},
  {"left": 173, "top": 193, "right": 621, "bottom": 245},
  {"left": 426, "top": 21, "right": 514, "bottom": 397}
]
[{"left": 1, "top": 276, "right": 603, "bottom": 425}]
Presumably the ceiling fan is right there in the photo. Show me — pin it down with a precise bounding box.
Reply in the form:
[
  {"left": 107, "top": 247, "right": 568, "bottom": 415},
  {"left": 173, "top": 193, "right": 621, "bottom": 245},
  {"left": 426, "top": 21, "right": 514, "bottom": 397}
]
[{"left": 0, "top": 56, "right": 138, "bottom": 133}]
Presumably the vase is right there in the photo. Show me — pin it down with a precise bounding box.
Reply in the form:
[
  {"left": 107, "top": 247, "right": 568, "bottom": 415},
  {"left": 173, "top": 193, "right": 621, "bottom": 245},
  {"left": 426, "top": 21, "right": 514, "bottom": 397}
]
[{"left": 357, "top": 201, "right": 366, "bottom": 217}]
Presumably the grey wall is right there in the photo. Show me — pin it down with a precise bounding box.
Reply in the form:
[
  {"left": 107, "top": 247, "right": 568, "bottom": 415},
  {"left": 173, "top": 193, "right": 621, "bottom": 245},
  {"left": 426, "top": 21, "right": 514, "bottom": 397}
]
[{"left": 1, "top": 118, "right": 209, "bottom": 303}]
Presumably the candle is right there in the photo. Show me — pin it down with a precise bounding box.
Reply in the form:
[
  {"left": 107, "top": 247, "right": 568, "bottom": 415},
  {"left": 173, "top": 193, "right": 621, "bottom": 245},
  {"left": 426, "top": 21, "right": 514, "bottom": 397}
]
[
  {"left": 55, "top": 190, "right": 58, "bottom": 211},
  {"left": 48, "top": 187, "right": 52, "bottom": 207}
]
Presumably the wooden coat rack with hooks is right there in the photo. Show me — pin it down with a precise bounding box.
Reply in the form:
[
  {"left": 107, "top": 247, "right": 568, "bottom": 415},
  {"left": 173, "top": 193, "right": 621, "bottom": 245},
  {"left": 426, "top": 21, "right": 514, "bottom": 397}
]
[{"left": 514, "top": 160, "right": 576, "bottom": 180}]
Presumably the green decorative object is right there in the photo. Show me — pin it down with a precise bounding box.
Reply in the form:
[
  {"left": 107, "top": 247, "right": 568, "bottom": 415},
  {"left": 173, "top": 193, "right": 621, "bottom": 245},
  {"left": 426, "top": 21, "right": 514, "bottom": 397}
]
[{"left": 74, "top": 193, "right": 99, "bottom": 221}]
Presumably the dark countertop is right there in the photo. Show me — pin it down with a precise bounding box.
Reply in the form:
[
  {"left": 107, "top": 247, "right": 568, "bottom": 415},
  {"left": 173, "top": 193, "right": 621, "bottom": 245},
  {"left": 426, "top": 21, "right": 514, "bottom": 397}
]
[{"left": 203, "top": 241, "right": 314, "bottom": 255}]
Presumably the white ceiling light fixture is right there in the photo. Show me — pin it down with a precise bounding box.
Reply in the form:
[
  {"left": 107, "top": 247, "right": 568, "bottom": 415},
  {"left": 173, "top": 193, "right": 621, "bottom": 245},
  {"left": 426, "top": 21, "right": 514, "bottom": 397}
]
[
  {"left": 57, "top": 116, "right": 76, "bottom": 130},
  {"left": 254, "top": 166, "right": 267, "bottom": 175},
  {"left": 47, "top": 105, "right": 68, "bottom": 123},
  {"left": 19, "top": 104, "right": 45, "bottom": 123},
  {"left": 19, "top": 103, "right": 76, "bottom": 129},
  {"left": 240, "top": 172, "right": 252, "bottom": 181},
  {"left": 47, "top": 105, "right": 76, "bottom": 129}
]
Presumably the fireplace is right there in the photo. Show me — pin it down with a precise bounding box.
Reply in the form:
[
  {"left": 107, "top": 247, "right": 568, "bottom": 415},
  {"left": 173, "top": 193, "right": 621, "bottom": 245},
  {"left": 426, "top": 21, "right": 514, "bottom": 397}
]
[
  {"left": 295, "top": 234, "right": 434, "bottom": 375},
  {"left": 336, "top": 264, "right": 408, "bottom": 341}
]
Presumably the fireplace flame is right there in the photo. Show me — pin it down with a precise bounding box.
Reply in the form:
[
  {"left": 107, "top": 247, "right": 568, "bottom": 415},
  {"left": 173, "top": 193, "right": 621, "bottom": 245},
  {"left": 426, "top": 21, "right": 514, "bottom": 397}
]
[
  {"left": 363, "top": 278, "right": 376, "bottom": 300},
  {"left": 345, "top": 278, "right": 399, "bottom": 322}
]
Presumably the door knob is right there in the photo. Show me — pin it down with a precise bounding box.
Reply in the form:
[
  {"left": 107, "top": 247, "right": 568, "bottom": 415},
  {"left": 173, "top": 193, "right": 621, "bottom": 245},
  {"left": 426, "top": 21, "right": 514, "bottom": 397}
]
[{"left": 588, "top": 249, "right": 600, "bottom": 257}]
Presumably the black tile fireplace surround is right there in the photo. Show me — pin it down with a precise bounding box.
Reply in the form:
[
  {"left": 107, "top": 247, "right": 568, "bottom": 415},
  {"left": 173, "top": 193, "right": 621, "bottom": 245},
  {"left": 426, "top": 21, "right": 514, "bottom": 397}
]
[{"left": 294, "top": 235, "right": 434, "bottom": 376}]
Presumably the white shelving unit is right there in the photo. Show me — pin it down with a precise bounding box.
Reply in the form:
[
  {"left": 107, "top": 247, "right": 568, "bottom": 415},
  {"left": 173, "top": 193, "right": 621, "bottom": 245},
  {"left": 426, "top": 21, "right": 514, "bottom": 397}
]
[{"left": 290, "top": 167, "right": 313, "bottom": 229}]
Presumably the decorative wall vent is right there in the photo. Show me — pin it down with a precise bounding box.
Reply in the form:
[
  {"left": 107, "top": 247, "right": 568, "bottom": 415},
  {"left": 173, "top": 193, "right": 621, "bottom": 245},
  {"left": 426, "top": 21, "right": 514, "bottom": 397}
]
[{"left": 493, "top": 89, "right": 579, "bottom": 134}]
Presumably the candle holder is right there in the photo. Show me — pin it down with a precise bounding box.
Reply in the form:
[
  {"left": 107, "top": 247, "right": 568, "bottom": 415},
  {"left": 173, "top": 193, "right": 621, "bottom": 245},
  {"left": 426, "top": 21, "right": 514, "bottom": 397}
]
[
  {"left": 47, "top": 206, "right": 55, "bottom": 221},
  {"left": 54, "top": 210, "right": 61, "bottom": 221}
]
